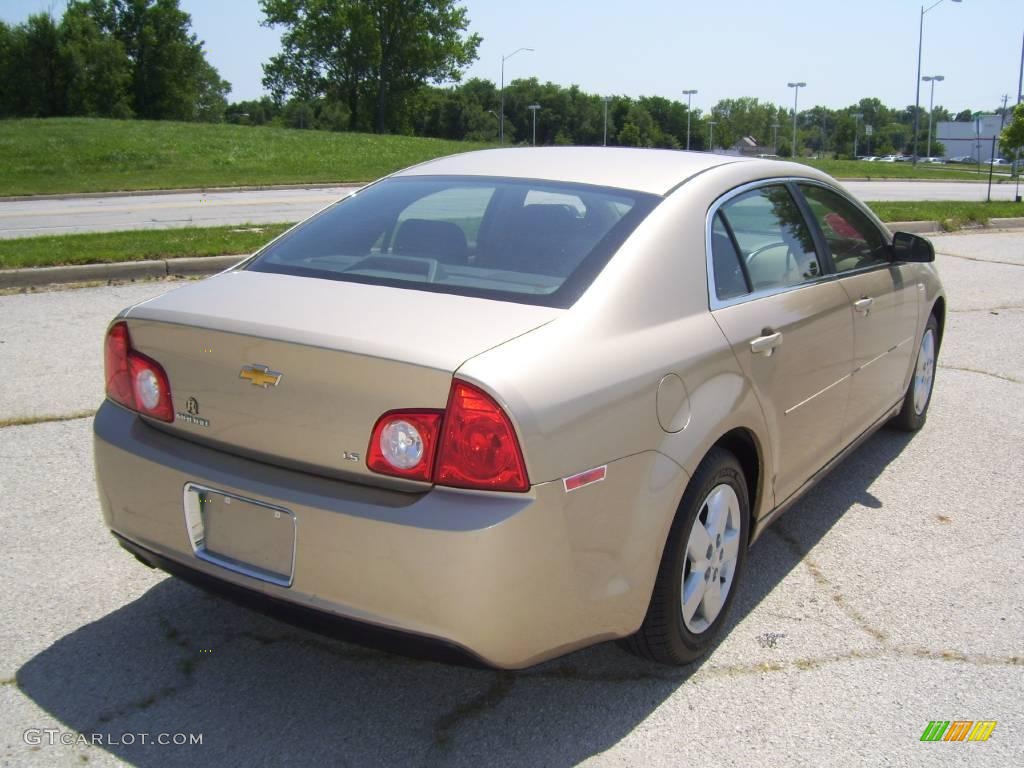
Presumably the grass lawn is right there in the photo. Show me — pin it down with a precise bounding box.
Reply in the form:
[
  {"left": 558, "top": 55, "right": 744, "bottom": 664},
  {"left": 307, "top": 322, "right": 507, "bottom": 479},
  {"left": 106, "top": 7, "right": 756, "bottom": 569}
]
[
  {"left": 866, "top": 200, "right": 1024, "bottom": 229},
  {"left": 1, "top": 118, "right": 1018, "bottom": 197},
  {"left": 0, "top": 223, "right": 293, "bottom": 269},
  {"left": 0, "top": 118, "right": 490, "bottom": 196},
  {"left": 801, "top": 158, "right": 1015, "bottom": 182}
]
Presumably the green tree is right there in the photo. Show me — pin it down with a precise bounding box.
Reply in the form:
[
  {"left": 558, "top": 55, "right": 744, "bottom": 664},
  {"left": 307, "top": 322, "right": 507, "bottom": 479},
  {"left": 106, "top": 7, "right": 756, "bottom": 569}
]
[
  {"left": 0, "top": 13, "right": 66, "bottom": 117},
  {"left": 1000, "top": 103, "right": 1024, "bottom": 162},
  {"left": 261, "top": 0, "right": 480, "bottom": 133},
  {"left": 60, "top": 4, "right": 134, "bottom": 117},
  {"left": 75, "top": 0, "right": 230, "bottom": 121}
]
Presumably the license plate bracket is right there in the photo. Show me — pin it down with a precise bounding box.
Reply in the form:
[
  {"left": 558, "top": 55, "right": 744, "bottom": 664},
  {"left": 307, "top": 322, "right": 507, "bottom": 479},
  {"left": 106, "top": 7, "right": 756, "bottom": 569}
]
[{"left": 183, "top": 483, "right": 296, "bottom": 587}]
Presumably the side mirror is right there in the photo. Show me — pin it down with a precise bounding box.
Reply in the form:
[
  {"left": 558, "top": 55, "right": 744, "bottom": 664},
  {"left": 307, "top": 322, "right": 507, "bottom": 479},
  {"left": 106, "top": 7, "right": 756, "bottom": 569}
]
[{"left": 891, "top": 231, "right": 935, "bottom": 263}]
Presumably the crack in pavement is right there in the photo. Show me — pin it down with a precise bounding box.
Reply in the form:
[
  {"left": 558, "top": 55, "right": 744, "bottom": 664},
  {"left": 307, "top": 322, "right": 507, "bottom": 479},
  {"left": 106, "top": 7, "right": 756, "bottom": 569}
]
[
  {"left": 938, "top": 364, "right": 1023, "bottom": 384},
  {"left": 430, "top": 673, "right": 516, "bottom": 752},
  {"left": 936, "top": 251, "right": 1024, "bottom": 268},
  {"left": 0, "top": 410, "right": 94, "bottom": 428},
  {"left": 949, "top": 304, "right": 1024, "bottom": 314},
  {"left": 770, "top": 527, "right": 887, "bottom": 643}
]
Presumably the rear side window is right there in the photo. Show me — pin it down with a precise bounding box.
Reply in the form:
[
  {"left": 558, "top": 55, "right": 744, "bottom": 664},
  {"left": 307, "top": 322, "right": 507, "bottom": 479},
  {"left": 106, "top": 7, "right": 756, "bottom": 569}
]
[
  {"left": 717, "top": 185, "right": 821, "bottom": 292},
  {"left": 247, "top": 176, "right": 660, "bottom": 308},
  {"left": 798, "top": 184, "right": 889, "bottom": 272},
  {"left": 710, "top": 213, "right": 750, "bottom": 300}
]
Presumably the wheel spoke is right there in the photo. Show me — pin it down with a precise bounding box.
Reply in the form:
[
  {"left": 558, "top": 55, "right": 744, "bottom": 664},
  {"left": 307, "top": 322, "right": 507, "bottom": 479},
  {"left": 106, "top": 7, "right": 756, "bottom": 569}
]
[
  {"left": 706, "top": 486, "right": 730, "bottom": 538},
  {"left": 686, "top": 515, "right": 712, "bottom": 564},
  {"left": 681, "top": 572, "right": 706, "bottom": 625},
  {"left": 721, "top": 528, "right": 740, "bottom": 568},
  {"left": 701, "top": 576, "right": 723, "bottom": 623}
]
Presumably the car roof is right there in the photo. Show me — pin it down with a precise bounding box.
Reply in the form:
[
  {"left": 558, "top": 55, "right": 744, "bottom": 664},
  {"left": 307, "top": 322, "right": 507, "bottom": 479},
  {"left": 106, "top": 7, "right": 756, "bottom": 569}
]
[{"left": 392, "top": 147, "right": 803, "bottom": 196}]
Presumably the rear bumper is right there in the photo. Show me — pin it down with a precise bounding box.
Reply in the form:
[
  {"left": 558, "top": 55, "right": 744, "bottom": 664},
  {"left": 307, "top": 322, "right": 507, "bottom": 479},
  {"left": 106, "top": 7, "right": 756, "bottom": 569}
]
[
  {"left": 113, "top": 532, "right": 486, "bottom": 667},
  {"left": 93, "top": 401, "right": 687, "bottom": 668}
]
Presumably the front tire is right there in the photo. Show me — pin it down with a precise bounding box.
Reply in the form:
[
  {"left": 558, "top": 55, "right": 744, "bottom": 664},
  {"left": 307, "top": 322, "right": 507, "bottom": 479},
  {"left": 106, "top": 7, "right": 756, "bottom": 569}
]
[
  {"left": 891, "top": 314, "right": 939, "bottom": 432},
  {"left": 624, "top": 447, "right": 750, "bottom": 665}
]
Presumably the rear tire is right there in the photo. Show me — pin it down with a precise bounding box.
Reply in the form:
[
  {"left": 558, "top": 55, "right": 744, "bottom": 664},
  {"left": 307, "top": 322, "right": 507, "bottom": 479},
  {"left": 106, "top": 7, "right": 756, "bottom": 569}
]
[
  {"left": 891, "top": 314, "right": 939, "bottom": 432},
  {"left": 623, "top": 447, "right": 749, "bottom": 665}
]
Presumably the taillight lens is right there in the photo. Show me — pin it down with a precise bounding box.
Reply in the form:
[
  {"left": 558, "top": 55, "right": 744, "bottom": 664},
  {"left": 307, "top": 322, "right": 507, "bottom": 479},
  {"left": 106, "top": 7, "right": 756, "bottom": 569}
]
[
  {"left": 367, "top": 381, "right": 529, "bottom": 493},
  {"left": 435, "top": 382, "right": 529, "bottom": 492},
  {"left": 103, "top": 322, "right": 175, "bottom": 422},
  {"left": 367, "top": 411, "right": 442, "bottom": 482}
]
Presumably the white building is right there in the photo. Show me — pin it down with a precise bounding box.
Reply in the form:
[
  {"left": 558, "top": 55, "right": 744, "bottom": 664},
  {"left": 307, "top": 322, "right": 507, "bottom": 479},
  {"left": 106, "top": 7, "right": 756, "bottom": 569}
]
[{"left": 935, "top": 114, "right": 1005, "bottom": 162}]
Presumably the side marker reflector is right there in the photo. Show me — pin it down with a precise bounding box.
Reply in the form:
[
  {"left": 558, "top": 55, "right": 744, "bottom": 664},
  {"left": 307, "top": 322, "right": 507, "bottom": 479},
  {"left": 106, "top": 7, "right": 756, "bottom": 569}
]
[{"left": 563, "top": 466, "right": 607, "bottom": 493}]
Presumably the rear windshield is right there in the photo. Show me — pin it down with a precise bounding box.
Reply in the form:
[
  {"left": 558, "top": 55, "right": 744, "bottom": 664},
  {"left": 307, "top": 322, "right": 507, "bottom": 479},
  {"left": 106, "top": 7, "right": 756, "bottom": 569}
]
[{"left": 246, "top": 176, "right": 661, "bottom": 308}]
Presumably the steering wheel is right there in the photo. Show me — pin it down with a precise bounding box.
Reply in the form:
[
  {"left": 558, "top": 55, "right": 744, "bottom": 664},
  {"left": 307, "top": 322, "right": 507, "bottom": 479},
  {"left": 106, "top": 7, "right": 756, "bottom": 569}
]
[{"left": 746, "top": 240, "right": 799, "bottom": 275}]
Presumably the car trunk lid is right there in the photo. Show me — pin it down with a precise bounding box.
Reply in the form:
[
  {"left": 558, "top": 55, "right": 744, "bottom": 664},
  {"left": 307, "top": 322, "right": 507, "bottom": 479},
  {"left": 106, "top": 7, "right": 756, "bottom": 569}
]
[{"left": 123, "top": 270, "right": 558, "bottom": 485}]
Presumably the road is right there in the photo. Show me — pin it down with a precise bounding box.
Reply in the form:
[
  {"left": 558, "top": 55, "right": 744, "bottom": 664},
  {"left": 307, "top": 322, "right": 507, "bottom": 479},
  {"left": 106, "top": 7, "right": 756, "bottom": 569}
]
[
  {"left": 0, "top": 179, "right": 1020, "bottom": 239},
  {"left": 1, "top": 231, "right": 1022, "bottom": 766}
]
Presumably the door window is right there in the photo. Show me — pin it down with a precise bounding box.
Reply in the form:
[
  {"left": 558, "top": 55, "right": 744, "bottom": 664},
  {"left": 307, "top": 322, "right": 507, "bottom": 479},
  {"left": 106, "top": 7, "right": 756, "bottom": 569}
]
[
  {"left": 717, "top": 185, "right": 822, "bottom": 293},
  {"left": 798, "top": 184, "right": 889, "bottom": 272}
]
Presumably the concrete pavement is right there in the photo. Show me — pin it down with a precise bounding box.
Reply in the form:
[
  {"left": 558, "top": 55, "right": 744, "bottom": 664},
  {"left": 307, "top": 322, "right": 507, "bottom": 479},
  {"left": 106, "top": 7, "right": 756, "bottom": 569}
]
[
  {"left": 1, "top": 180, "right": 1021, "bottom": 239},
  {"left": 1, "top": 231, "right": 1022, "bottom": 766}
]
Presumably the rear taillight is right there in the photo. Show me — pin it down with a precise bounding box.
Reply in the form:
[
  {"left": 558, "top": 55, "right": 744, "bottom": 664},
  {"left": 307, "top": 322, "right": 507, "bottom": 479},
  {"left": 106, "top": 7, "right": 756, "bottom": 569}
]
[
  {"left": 104, "top": 321, "right": 175, "bottom": 422},
  {"left": 435, "top": 382, "right": 529, "bottom": 492},
  {"left": 367, "top": 380, "right": 529, "bottom": 492},
  {"left": 367, "top": 411, "right": 442, "bottom": 482}
]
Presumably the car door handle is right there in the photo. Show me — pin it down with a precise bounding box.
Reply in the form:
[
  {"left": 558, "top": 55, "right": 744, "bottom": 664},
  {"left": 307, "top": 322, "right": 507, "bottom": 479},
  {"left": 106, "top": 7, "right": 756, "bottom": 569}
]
[
  {"left": 750, "top": 330, "right": 783, "bottom": 356},
  {"left": 853, "top": 297, "right": 874, "bottom": 315}
]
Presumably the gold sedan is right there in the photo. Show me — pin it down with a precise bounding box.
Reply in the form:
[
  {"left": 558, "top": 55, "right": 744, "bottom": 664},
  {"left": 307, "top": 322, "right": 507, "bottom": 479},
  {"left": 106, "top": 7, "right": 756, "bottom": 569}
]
[{"left": 94, "top": 148, "right": 944, "bottom": 668}]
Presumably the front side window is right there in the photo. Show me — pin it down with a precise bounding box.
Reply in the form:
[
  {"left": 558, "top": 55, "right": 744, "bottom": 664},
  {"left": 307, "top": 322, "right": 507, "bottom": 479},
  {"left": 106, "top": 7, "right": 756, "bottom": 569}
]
[
  {"left": 247, "top": 176, "right": 659, "bottom": 308},
  {"left": 717, "top": 185, "right": 821, "bottom": 293},
  {"left": 799, "top": 184, "right": 889, "bottom": 272}
]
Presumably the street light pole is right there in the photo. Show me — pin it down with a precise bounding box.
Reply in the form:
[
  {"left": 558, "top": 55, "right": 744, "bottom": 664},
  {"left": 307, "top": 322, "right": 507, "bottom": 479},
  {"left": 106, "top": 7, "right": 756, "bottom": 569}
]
[
  {"left": 528, "top": 103, "right": 541, "bottom": 146},
  {"left": 707, "top": 120, "right": 717, "bottom": 152},
  {"left": 682, "top": 89, "right": 698, "bottom": 150},
  {"left": 500, "top": 47, "right": 533, "bottom": 146},
  {"left": 922, "top": 75, "right": 944, "bottom": 159},
  {"left": 853, "top": 113, "right": 863, "bottom": 157},
  {"left": 787, "top": 82, "right": 806, "bottom": 158},
  {"left": 771, "top": 122, "right": 780, "bottom": 154},
  {"left": 913, "top": 0, "right": 962, "bottom": 165}
]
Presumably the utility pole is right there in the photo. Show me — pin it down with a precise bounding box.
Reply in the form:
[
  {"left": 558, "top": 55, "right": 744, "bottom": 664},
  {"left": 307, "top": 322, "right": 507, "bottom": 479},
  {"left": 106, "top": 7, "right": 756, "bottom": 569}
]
[
  {"left": 682, "top": 89, "right": 698, "bottom": 150},
  {"left": 499, "top": 47, "right": 533, "bottom": 145},
  {"left": 787, "top": 82, "right": 806, "bottom": 158},
  {"left": 527, "top": 103, "right": 541, "bottom": 146}
]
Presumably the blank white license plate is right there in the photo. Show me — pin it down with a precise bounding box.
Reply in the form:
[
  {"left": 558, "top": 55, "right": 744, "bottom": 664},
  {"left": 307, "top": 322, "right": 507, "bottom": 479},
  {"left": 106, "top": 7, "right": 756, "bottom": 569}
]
[{"left": 183, "top": 483, "right": 295, "bottom": 587}]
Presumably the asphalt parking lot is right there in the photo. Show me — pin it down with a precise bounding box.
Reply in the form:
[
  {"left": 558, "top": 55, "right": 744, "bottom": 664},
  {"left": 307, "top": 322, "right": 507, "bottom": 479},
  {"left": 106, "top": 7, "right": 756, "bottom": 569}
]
[{"left": 1, "top": 231, "right": 1022, "bottom": 767}]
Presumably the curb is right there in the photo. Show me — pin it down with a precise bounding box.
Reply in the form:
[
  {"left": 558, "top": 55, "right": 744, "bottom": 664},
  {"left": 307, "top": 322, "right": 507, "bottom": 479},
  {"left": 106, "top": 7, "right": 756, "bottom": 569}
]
[
  {"left": 889, "top": 217, "right": 1024, "bottom": 234},
  {"left": 0, "top": 254, "right": 244, "bottom": 288}
]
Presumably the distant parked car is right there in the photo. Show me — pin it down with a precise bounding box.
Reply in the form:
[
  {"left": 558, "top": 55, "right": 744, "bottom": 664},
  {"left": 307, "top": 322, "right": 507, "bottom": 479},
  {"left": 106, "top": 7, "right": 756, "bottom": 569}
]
[
  {"left": 877, "top": 155, "right": 898, "bottom": 162},
  {"left": 922, "top": 157, "right": 944, "bottom": 164},
  {"left": 858, "top": 156, "right": 878, "bottom": 162},
  {"left": 991, "top": 158, "right": 1010, "bottom": 166},
  {"left": 894, "top": 155, "right": 912, "bottom": 162},
  {"left": 946, "top": 156, "right": 972, "bottom": 164}
]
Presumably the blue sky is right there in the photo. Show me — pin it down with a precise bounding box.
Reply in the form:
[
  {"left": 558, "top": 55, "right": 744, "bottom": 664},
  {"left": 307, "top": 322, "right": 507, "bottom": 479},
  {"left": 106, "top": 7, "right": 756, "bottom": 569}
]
[{"left": 4, "top": 0, "right": 1022, "bottom": 112}]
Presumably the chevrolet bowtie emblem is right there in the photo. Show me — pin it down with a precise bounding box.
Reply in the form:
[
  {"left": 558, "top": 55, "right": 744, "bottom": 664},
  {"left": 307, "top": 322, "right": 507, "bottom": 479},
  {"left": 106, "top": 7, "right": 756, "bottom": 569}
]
[{"left": 239, "top": 364, "right": 283, "bottom": 388}]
